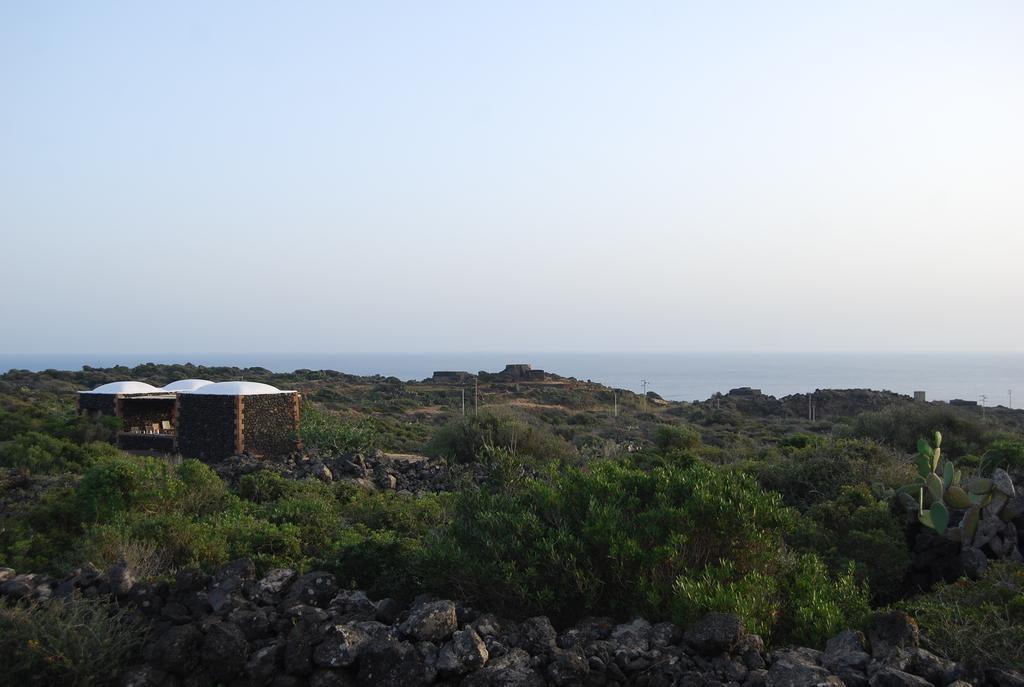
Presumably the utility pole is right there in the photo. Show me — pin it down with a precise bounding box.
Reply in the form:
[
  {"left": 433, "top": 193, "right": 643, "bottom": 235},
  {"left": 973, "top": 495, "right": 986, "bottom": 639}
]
[
  {"left": 641, "top": 379, "right": 648, "bottom": 412},
  {"left": 613, "top": 389, "right": 618, "bottom": 418},
  {"left": 1009, "top": 389, "right": 1013, "bottom": 410},
  {"left": 980, "top": 394, "right": 987, "bottom": 419},
  {"left": 474, "top": 377, "right": 479, "bottom": 414},
  {"left": 461, "top": 389, "right": 465, "bottom": 416}
]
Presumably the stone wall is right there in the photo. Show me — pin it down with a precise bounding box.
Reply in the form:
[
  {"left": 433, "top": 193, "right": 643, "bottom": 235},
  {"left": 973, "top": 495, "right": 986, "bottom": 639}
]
[
  {"left": 243, "top": 393, "right": 300, "bottom": 458},
  {"left": 177, "top": 395, "right": 238, "bottom": 460}
]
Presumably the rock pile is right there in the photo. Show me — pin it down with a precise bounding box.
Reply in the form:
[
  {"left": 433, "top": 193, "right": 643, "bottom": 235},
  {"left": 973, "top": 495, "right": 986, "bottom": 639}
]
[
  {"left": 3, "top": 560, "right": 1022, "bottom": 687},
  {"left": 209, "top": 450, "right": 478, "bottom": 494}
]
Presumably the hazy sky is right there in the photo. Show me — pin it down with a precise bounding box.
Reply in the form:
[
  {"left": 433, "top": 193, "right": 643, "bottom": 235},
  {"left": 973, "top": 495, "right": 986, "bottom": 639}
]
[{"left": 2, "top": 2, "right": 1022, "bottom": 353}]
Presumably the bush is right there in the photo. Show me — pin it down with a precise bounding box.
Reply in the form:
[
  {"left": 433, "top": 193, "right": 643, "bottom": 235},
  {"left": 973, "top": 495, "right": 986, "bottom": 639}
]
[
  {"left": 791, "top": 485, "right": 911, "bottom": 603},
  {"left": 652, "top": 424, "right": 701, "bottom": 452},
  {"left": 753, "top": 438, "right": 911, "bottom": 510},
  {"left": 0, "top": 432, "right": 120, "bottom": 474},
  {"left": 300, "top": 402, "right": 377, "bottom": 455},
  {"left": 980, "top": 439, "right": 1024, "bottom": 476},
  {"left": 0, "top": 596, "right": 147, "bottom": 687},
  {"left": 425, "top": 452, "right": 863, "bottom": 644},
  {"left": 900, "top": 561, "right": 1024, "bottom": 672},
  {"left": 74, "top": 455, "right": 177, "bottom": 522},
  {"left": 851, "top": 405, "right": 988, "bottom": 458},
  {"left": 425, "top": 408, "right": 572, "bottom": 464}
]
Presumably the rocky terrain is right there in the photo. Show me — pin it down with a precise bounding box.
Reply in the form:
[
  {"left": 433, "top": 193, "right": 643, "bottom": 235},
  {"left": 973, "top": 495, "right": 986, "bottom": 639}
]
[{"left": 2, "top": 559, "right": 1022, "bottom": 687}]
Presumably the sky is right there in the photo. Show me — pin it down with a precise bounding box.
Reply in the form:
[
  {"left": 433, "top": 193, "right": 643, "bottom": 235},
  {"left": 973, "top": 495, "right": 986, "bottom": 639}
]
[{"left": 1, "top": 2, "right": 1022, "bottom": 354}]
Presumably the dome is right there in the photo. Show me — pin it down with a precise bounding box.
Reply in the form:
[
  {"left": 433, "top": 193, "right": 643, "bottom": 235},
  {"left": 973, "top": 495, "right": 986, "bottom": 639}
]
[
  {"left": 161, "top": 379, "right": 213, "bottom": 392},
  {"left": 185, "top": 381, "right": 290, "bottom": 396},
  {"left": 81, "top": 381, "right": 161, "bottom": 395}
]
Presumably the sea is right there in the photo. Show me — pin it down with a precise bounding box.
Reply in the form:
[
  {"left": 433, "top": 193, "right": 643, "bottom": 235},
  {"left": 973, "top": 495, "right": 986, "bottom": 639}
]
[{"left": 2, "top": 352, "right": 1022, "bottom": 406}]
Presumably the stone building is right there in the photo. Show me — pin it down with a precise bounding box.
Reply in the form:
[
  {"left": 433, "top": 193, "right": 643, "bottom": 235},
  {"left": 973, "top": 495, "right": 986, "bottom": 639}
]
[{"left": 77, "top": 379, "right": 300, "bottom": 459}]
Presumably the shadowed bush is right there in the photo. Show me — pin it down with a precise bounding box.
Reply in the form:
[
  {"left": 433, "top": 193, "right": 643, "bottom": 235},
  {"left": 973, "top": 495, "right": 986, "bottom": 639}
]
[{"left": 0, "top": 596, "right": 147, "bottom": 687}]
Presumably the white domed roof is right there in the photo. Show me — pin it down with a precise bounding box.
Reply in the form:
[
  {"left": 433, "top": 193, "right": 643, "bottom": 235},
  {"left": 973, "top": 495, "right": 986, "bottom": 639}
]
[
  {"left": 185, "top": 381, "right": 290, "bottom": 396},
  {"left": 161, "top": 379, "right": 213, "bottom": 392},
  {"left": 81, "top": 381, "right": 161, "bottom": 395}
]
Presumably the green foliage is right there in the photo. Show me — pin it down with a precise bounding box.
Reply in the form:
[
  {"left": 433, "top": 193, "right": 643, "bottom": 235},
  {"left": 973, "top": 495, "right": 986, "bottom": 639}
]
[
  {"left": 0, "top": 596, "right": 147, "bottom": 687},
  {"left": 300, "top": 402, "right": 378, "bottom": 455},
  {"left": 0, "top": 432, "right": 120, "bottom": 474},
  {"left": 651, "top": 424, "right": 701, "bottom": 452},
  {"left": 425, "top": 408, "right": 572, "bottom": 464},
  {"left": 426, "top": 452, "right": 862, "bottom": 644},
  {"left": 74, "top": 455, "right": 177, "bottom": 523},
  {"left": 753, "top": 438, "right": 910, "bottom": 510},
  {"left": 851, "top": 405, "right": 988, "bottom": 458},
  {"left": 790, "top": 486, "right": 910, "bottom": 603},
  {"left": 900, "top": 561, "right": 1024, "bottom": 672},
  {"left": 980, "top": 439, "right": 1024, "bottom": 476},
  {"left": 773, "top": 555, "right": 870, "bottom": 647}
]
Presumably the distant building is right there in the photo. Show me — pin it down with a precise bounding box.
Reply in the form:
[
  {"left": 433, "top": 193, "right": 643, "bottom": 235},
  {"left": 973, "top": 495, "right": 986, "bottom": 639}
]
[
  {"left": 78, "top": 379, "right": 300, "bottom": 459},
  {"left": 914, "top": 391, "right": 927, "bottom": 402},
  {"left": 497, "top": 363, "right": 546, "bottom": 381},
  {"left": 431, "top": 370, "right": 474, "bottom": 384}
]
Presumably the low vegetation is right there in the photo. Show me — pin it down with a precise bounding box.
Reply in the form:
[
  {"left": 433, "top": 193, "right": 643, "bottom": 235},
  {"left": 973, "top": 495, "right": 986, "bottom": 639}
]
[{"left": 2, "top": 363, "right": 1024, "bottom": 683}]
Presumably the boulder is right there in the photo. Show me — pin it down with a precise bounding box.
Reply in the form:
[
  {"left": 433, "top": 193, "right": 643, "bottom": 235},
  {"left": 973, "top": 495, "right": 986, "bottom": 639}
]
[
  {"left": 462, "top": 648, "right": 545, "bottom": 687},
  {"left": 516, "top": 616, "right": 558, "bottom": 655},
  {"left": 987, "top": 669, "right": 1024, "bottom": 687},
  {"left": 200, "top": 621, "right": 249, "bottom": 682},
  {"left": 245, "top": 641, "right": 284, "bottom": 687},
  {"left": 330, "top": 590, "right": 377, "bottom": 620},
  {"left": 285, "top": 571, "right": 338, "bottom": 608},
  {"left": 356, "top": 639, "right": 436, "bottom": 687},
  {"left": 399, "top": 599, "right": 458, "bottom": 643},
  {"left": 108, "top": 562, "right": 136, "bottom": 596},
  {"left": 869, "top": 668, "right": 931, "bottom": 687},
  {"left": 546, "top": 648, "right": 589, "bottom": 686},
  {"left": 437, "top": 626, "right": 489, "bottom": 674},
  {"left": 822, "top": 630, "right": 871, "bottom": 687},
  {"left": 148, "top": 624, "right": 204, "bottom": 677},
  {"left": 610, "top": 618, "right": 652, "bottom": 656},
  {"left": 766, "top": 649, "right": 837, "bottom": 687},
  {"left": 867, "top": 611, "right": 919, "bottom": 658},
  {"left": 257, "top": 568, "right": 298, "bottom": 603},
  {"left": 215, "top": 558, "right": 256, "bottom": 582},
  {"left": 313, "top": 623, "right": 370, "bottom": 669},
  {"left": 684, "top": 612, "right": 744, "bottom": 655},
  {"left": 309, "top": 669, "right": 356, "bottom": 687},
  {"left": 374, "top": 597, "right": 404, "bottom": 625}
]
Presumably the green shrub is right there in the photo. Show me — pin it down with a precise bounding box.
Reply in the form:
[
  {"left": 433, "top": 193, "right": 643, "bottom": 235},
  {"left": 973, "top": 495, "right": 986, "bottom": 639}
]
[
  {"left": 900, "top": 561, "right": 1024, "bottom": 672},
  {"left": 851, "top": 405, "right": 988, "bottom": 458},
  {"left": 791, "top": 485, "right": 910, "bottom": 602},
  {"left": 980, "top": 439, "right": 1024, "bottom": 476},
  {"left": 0, "top": 596, "right": 147, "bottom": 687},
  {"left": 652, "top": 424, "right": 701, "bottom": 452},
  {"left": 238, "top": 469, "right": 295, "bottom": 503},
  {"left": 425, "top": 408, "right": 571, "bottom": 464},
  {"left": 74, "top": 455, "right": 176, "bottom": 522},
  {"left": 753, "top": 438, "right": 910, "bottom": 510},
  {"left": 671, "top": 553, "right": 870, "bottom": 646},
  {"left": 300, "top": 402, "right": 377, "bottom": 455},
  {"left": 174, "top": 459, "right": 230, "bottom": 516},
  {"left": 427, "top": 454, "right": 830, "bottom": 633},
  {"left": 0, "top": 432, "right": 120, "bottom": 474}
]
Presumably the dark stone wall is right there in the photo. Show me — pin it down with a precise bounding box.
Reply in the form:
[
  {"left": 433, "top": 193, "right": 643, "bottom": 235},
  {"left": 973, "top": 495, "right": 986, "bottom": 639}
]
[
  {"left": 118, "top": 433, "right": 176, "bottom": 452},
  {"left": 177, "top": 395, "right": 238, "bottom": 460},
  {"left": 243, "top": 393, "right": 299, "bottom": 458},
  {"left": 120, "top": 398, "right": 175, "bottom": 433},
  {"left": 77, "top": 394, "right": 117, "bottom": 417}
]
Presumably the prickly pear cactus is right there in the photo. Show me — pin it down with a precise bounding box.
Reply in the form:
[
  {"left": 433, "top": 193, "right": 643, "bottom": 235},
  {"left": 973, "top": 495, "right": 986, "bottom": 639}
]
[{"left": 905, "top": 431, "right": 1021, "bottom": 563}]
